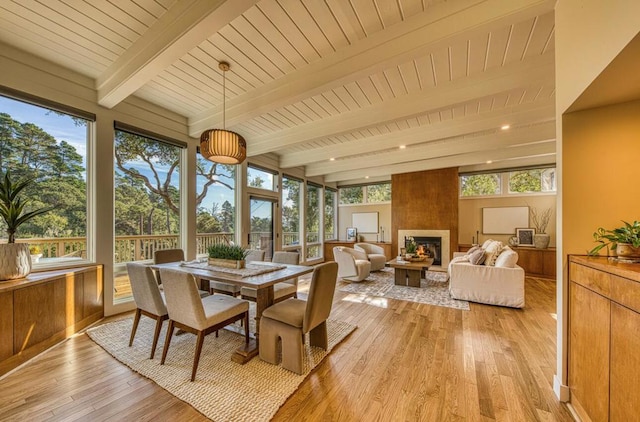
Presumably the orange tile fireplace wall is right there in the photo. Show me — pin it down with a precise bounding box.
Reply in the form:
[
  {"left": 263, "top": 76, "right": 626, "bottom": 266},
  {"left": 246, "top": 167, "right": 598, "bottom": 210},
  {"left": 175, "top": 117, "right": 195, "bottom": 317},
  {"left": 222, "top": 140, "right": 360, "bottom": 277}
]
[{"left": 391, "top": 167, "right": 459, "bottom": 263}]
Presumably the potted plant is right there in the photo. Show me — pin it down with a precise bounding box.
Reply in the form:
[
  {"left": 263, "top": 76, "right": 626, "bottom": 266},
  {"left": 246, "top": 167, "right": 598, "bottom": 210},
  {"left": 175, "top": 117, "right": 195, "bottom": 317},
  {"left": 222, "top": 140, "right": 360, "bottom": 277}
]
[
  {"left": 589, "top": 220, "right": 640, "bottom": 258},
  {"left": 207, "top": 243, "right": 249, "bottom": 269},
  {"left": 29, "top": 245, "right": 43, "bottom": 263},
  {"left": 405, "top": 236, "right": 417, "bottom": 259},
  {"left": 530, "top": 207, "right": 552, "bottom": 249},
  {"left": 0, "top": 171, "right": 54, "bottom": 280}
]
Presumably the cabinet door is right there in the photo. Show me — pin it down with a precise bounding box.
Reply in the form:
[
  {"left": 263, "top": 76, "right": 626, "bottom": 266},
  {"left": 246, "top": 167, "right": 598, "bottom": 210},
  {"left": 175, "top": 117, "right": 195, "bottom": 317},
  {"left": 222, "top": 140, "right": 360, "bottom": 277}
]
[
  {"left": 610, "top": 303, "right": 640, "bottom": 421},
  {"left": 569, "top": 281, "right": 610, "bottom": 422},
  {"left": 0, "top": 292, "right": 13, "bottom": 360}
]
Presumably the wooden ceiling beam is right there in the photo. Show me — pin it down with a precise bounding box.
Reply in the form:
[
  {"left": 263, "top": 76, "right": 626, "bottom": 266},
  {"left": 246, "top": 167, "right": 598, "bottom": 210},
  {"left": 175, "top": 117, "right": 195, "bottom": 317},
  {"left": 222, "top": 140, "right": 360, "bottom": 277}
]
[{"left": 96, "top": 0, "right": 257, "bottom": 108}]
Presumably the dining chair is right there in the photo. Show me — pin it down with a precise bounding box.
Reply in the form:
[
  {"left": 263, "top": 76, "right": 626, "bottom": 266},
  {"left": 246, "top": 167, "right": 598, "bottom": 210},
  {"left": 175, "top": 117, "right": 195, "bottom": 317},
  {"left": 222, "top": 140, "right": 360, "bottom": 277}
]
[
  {"left": 241, "top": 251, "right": 300, "bottom": 303},
  {"left": 153, "top": 248, "right": 184, "bottom": 286},
  {"left": 259, "top": 261, "right": 338, "bottom": 374},
  {"left": 209, "top": 249, "right": 265, "bottom": 296},
  {"left": 159, "top": 268, "right": 250, "bottom": 381},
  {"left": 126, "top": 262, "right": 168, "bottom": 359}
]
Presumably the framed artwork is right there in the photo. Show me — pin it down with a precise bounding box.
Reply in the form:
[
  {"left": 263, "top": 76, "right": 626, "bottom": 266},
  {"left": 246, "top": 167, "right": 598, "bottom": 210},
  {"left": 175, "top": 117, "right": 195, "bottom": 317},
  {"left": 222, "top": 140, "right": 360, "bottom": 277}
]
[
  {"left": 346, "top": 227, "right": 357, "bottom": 241},
  {"left": 516, "top": 228, "right": 535, "bottom": 246}
]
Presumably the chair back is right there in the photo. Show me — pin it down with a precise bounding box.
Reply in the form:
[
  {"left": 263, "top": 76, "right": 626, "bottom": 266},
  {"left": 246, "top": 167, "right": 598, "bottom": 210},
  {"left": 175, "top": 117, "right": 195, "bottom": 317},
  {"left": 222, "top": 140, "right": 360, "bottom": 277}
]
[
  {"left": 272, "top": 251, "right": 300, "bottom": 286},
  {"left": 159, "top": 268, "right": 206, "bottom": 329},
  {"left": 303, "top": 262, "right": 338, "bottom": 334},
  {"left": 246, "top": 249, "right": 266, "bottom": 262},
  {"left": 333, "top": 247, "right": 357, "bottom": 277},
  {"left": 354, "top": 243, "right": 384, "bottom": 255},
  {"left": 127, "top": 263, "right": 167, "bottom": 316},
  {"left": 154, "top": 248, "right": 185, "bottom": 264}
]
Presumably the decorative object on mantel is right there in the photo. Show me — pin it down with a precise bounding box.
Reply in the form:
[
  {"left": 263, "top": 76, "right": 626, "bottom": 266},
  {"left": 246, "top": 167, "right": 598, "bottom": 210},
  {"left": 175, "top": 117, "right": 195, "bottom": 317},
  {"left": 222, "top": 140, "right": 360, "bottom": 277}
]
[
  {"left": 199, "top": 61, "right": 246, "bottom": 164},
  {"left": 207, "top": 243, "right": 249, "bottom": 269},
  {"left": 589, "top": 220, "right": 640, "bottom": 258},
  {"left": 0, "top": 171, "right": 53, "bottom": 281},
  {"left": 530, "top": 206, "right": 552, "bottom": 249}
]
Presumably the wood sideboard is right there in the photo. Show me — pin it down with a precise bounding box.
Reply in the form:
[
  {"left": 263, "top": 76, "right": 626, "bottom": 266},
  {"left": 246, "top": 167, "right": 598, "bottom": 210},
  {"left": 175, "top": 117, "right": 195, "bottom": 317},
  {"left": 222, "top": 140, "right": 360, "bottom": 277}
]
[
  {"left": 459, "top": 244, "right": 556, "bottom": 279},
  {"left": 568, "top": 255, "right": 640, "bottom": 422},
  {"left": 0, "top": 265, "right": 103, "bottom": 376},
  {"left": 324, "top": 241, "right": 393, "bottom": 261}
]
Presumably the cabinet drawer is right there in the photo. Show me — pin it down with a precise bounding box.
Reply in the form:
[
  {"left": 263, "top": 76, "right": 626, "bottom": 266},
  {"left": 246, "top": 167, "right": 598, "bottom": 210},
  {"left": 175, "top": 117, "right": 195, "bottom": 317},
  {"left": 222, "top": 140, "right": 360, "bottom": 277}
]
[
  {"left": 569, "top": 262, "right": 611, "bottom": 297},
  {"left": 610, "top": 275, "right": 640, "bottom": 314}
]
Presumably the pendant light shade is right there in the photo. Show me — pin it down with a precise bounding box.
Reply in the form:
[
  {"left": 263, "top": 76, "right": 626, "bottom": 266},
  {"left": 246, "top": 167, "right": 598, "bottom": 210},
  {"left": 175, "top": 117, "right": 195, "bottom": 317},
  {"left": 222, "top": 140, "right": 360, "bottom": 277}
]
[{"left": 200, "top": 61, "right": 246, "bottom": 164}]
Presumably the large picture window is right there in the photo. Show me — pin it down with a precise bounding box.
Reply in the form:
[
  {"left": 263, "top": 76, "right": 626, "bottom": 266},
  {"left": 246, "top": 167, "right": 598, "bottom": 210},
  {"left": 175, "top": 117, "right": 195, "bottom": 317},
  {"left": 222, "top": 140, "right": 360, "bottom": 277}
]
[
  {"left": 460, "top": 167, "right": 556, "bottom": 198},
  {"left": 324, "top": 188, "right": 337, "bottom": 240},
  {"left": 306, "top": 183, "right": 322, "bottom": 259},
  {"left": 460, "top": 174, "right": 501, "bottom": 197},
  {"left": 339, "top": 182, "right": 391, "bottom": 205},
  {"left": 282, "top": 176, "right": 302, "bottom": 248},
  {"left": 114, "top": 128, "right": 184, "bottom": 302},
  {"left": 0, "top": 94, "right": 91, "bottom": 265}
]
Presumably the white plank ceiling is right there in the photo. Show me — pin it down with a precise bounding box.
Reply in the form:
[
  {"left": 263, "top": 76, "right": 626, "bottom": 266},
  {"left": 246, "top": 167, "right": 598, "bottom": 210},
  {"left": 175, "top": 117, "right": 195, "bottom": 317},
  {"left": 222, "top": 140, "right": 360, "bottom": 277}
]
[{"left": 0, "top": 0, "right": 556, "bottom": 185}]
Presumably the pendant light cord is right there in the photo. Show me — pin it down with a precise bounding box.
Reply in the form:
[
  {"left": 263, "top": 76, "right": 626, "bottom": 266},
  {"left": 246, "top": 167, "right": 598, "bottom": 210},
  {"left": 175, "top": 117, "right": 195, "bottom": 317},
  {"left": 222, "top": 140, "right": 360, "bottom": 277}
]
[{"left": 222, "top": 68, "right": 226, "bottom": 130}]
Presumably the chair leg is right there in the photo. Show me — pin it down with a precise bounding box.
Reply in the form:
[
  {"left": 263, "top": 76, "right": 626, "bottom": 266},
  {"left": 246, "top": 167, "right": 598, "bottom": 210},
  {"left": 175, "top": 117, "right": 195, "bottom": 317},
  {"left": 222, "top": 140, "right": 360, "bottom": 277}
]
[
  {"left": 280, "top": 325, "right": 304, "bottom": 375},
  {"left": 129, "top": 308, "right": 142, "bottom": 347},
  {"left": 191, "top": 331, "right": 205, "bottom": 382},
  {"left": 258, "top": 317, "right": 280, "bottom": 365},
  {"left": 160, "top": 320, "right": 175, "bottom": 365},
  {"left": 244, "top": 311, "right": 250, "bottom": 344},
  {"left": 150, "top": 316, "right": 164, "bottom": 359},
  {"left": 309, "top": 321, "right": 328, "bottom": 350}
]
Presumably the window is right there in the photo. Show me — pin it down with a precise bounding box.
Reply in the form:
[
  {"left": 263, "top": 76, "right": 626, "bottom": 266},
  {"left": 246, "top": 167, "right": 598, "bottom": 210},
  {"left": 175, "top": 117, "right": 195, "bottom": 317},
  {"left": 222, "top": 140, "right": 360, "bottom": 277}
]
[
  {"left": 508, "top": 168, "right": 556, "bottom": 193},
  {"left": 247, "top": 165, "right": 277, "bottom": 191},
  {"left": 324, "top": 188, "right": 337, "bottom": 240},
  {"left": 366, "top": 182, "right": 391, "bottom": 203},
  {"left": 339, "top": 186, "right": 363, "bottom": 204},
  {"left": 281, "top": 176, "right": 302, "bottom": 248},
  {"left": 306, "top": 183, "right": 322, "bottom": 259},
  {"left": 460, "top": 174, "right": 501, "bottom": 197},
  {"left": 196, "top": 160, "right": 236, "bottom": 256},
  {"left": 114, "top": 128, "right": 184, "bottom": 302},
  {"left": 0, "top": 94, "right": 91, "bottom": 265}
]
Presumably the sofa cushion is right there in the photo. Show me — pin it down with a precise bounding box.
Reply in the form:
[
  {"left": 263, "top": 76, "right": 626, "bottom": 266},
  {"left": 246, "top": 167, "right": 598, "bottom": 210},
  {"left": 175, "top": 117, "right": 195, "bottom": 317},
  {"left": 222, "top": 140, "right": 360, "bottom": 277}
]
[
  {"left": 484, "top": 241, "right": 503, "bottom": 266},
  {"left": 481, "top": 239, "right": 494, "bottom": 249},
  {"left": 495, "top": 247, "right": 519, "bottom": 268},
  {"left": 468, "top": 248, "right": 486, "bottom": 265}
]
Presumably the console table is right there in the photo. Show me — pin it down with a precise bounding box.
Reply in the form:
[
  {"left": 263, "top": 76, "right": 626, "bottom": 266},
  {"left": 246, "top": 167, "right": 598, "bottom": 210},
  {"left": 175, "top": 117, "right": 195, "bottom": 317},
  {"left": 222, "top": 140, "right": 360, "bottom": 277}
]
[
  {"left": 0, "top": 265, "right": 103, "bottom": 376},
  {"left": 459, "top": 244, "right": 556, "bottom": 279},
  {"left": 324, "top": 240, "right": 393, "bottom": 261}
]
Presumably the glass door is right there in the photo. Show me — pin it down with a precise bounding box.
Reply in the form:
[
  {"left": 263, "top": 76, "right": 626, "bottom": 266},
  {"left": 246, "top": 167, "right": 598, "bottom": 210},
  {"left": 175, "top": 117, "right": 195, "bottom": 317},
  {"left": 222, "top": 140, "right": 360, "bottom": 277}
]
[{"left": 249, "top": 197, "right": 276, "bottom": 261}]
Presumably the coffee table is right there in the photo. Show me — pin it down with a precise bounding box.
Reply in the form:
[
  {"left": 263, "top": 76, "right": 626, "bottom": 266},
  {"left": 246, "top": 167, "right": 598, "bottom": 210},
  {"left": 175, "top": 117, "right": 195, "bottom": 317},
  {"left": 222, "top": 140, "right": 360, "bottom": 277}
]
[{"left": 387, "top": 258, "right": 435, "bottom": 287}]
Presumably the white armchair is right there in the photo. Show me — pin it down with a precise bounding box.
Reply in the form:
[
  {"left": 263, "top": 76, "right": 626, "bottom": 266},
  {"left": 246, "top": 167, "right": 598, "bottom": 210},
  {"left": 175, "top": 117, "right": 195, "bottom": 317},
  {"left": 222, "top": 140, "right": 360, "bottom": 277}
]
[
  {"left": 354, "top": 243, "right": 387, "bottom": 271},
  {"left": 333, "top": 247, "right": 371, "bottom": 282}
]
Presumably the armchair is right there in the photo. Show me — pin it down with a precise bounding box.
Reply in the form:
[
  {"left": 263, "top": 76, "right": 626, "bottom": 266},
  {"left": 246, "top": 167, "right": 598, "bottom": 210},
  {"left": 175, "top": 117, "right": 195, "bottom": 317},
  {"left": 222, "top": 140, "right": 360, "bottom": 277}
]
[
  {"left": 354, "top": 243, "right": 387, "bottom": 271},
  {"left": 333, "top": 247, "right": 371, "bottom": 282}
]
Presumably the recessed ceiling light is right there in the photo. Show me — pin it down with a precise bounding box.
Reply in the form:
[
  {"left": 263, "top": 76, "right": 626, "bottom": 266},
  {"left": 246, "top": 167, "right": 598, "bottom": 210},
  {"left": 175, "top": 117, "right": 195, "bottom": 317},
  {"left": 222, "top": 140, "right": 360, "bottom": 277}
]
[
  {"left": 329, "top": 157, "right": 335, "bottom": 161},
  {"left": 501, "top": 124, "right": 510, "bottom": 130},
  {"left": 486, "top": 160, "right": 493, "bottom": 164},
  {"left": 365, "top": 176, "right": 369, "bottom": 179},
  {"left": 399, "top": 145, "right": 406, "bottom": 149}
]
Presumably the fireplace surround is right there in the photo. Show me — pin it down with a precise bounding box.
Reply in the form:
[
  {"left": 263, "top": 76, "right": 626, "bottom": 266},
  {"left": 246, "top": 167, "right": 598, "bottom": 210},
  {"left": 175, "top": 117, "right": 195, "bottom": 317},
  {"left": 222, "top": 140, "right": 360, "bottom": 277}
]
[{"left": 397, "top": 229, "right": 451, "bottom": 268}]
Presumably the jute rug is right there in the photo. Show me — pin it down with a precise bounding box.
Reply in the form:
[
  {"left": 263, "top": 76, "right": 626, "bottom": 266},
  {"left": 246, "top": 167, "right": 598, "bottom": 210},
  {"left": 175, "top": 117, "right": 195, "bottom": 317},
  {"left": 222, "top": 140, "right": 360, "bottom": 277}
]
[
  {"left": 87, "top": 314, "right": 356, "bottom": 422},
  {"left": 338, "top": 267, "right": 470, "bottom": 311}
]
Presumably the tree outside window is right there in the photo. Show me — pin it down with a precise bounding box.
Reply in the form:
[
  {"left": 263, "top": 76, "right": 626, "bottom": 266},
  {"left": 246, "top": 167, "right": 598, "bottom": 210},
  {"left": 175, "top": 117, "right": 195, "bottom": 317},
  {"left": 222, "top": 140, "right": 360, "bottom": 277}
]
[
  {"left": 460, "top": 174, "right": 501, "bottom": 197},
  {"left": 282, "top": 177, "right": 301, "bottom": 247},
  {"left": 324, "top": 189, "right": 337, "bottom": 240},
  {"left": 366, "top": 183, "right": 391, "bottom": 203},
  {"left": 509, "top": 168, "right": 556, "bottom": 193},
  {"left": 339, "top": 186, "right": 363, "bottom": 204}
]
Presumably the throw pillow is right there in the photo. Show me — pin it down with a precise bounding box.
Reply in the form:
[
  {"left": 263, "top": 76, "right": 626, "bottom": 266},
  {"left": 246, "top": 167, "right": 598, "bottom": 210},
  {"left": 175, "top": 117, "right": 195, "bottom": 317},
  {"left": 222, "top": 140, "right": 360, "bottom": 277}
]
[
  {"left": 495, "top": 247, "right": 519, "bottom": 268},
  {"left": 466, "top": 245, "right": 481, "bottom": 255},
  {"left": 484, "top": 241, "right": 504, "bottom": 266},
  {"left": 468, "top": 248, "right": 486, "bottom": 265},
  {"left": 481, "top": 239, "right": 494, "bottom": 249}
]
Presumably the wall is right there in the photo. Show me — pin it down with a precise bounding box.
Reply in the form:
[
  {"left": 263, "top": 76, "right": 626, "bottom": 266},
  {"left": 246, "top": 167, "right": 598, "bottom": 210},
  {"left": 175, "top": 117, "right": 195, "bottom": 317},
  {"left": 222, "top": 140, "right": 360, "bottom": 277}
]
[
  {"left": 391, "top": 168, "right": 458, "bottom": 258},
  {"left": 459, "top": 195, "right": 556, "bottom": 246},
  {"left": 338, "top": 203, "right": 391, "bottom": 242}
]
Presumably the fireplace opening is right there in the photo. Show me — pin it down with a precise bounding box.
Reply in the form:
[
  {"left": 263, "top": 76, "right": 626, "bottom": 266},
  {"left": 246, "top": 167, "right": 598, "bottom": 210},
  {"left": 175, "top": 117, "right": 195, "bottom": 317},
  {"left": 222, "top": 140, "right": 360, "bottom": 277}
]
[{"left": 406, "top": 236, "right": 442, "bottom": 266}]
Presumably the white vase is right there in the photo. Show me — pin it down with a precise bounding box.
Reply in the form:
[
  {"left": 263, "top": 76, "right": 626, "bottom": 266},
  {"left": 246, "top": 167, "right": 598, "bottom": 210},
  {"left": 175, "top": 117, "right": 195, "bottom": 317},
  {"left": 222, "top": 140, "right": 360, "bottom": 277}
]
[{"left": 0, "top": 243, "right": 32, "bottom": 281}]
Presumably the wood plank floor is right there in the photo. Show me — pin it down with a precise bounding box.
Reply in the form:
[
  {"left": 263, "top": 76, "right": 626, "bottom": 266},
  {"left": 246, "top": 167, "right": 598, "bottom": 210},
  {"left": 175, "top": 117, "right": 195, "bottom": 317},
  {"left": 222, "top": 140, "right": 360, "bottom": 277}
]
[{"left": 0, "top": 276, "right": 573, "bottom": 421}]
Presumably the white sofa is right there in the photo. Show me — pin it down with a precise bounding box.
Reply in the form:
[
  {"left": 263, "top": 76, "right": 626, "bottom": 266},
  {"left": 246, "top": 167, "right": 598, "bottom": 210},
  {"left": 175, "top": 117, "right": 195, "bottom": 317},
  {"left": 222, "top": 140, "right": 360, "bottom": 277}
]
[{"left": 448, "top": 250, "right": 525, "bottom": 308}]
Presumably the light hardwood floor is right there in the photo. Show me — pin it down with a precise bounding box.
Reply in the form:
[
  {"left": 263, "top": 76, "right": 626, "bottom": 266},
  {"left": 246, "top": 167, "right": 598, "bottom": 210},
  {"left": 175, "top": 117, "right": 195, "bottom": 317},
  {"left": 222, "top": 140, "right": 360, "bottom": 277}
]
[{"left": 0, "top": 276, "right": 573, "bottom": 421}]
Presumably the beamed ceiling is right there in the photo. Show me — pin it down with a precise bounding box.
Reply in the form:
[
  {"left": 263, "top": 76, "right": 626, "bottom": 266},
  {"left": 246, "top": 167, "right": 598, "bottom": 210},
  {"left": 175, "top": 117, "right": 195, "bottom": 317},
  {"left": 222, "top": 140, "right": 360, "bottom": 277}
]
[{"left": 0, "top": 0, "right": 556, "bottom": 185}]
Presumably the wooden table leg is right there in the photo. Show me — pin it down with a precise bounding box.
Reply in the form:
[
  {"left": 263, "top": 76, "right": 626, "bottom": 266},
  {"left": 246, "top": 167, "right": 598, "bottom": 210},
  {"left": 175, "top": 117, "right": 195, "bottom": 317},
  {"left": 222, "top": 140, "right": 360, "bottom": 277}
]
[
  {"left": 231, "top": 285, "right": 274, "bottom": 364},
  {"left": 407, "top": 269, "right": 421, "bottom": 287},
  {"left": 394, "top": 269, "right": 406, "bottom": 286}
]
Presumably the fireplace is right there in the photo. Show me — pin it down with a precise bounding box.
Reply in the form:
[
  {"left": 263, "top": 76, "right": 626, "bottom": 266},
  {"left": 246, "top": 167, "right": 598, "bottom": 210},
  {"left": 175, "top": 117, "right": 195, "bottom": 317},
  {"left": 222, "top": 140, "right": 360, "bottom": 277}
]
[
  {"left": 397, "top": 229, "right": 451, "bottom": 268},
  {"left": 406, "top": 236, "right": 441, "bottom": 266}
]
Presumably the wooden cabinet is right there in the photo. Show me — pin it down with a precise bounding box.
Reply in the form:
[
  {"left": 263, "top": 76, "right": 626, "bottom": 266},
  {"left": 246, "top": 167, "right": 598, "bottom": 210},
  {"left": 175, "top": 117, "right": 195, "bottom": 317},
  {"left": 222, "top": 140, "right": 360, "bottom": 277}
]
[
  {"left": 0, "top": 266, "right": 103, "bottom": 376},
  {"left": 459, "top": 244, "right": 556, "bottom": 279},
  {"left": 324, "top": 241, "right": 393, "bottom": 261},
  {"left": 568, "top": 256, "right": 640, "bottom": 422}
]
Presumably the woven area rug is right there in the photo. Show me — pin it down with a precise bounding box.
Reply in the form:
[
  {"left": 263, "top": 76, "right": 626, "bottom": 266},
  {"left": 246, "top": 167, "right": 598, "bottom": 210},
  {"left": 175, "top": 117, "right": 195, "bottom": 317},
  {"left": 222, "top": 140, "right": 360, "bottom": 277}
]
[
  {"left": 339, "top": 267, "right": 470, "bottom": 311},
  {"left": 87, "top": 314, "right": 355, "bottom": 422}
]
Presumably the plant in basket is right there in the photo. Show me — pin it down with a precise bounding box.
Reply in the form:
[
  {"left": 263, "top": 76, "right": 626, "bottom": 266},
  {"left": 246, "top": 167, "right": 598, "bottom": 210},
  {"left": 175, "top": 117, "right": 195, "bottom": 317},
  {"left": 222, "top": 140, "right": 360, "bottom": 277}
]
[{"left": 207, "top": 244, "right": 250, "bottom": 269}]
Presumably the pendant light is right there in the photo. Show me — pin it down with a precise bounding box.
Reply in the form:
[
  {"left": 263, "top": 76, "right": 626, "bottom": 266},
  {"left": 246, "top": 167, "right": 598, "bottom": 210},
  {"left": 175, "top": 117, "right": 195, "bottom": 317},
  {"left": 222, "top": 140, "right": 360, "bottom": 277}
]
[{"left": 199, "top": 61, "right": 246, "bottom": 164}]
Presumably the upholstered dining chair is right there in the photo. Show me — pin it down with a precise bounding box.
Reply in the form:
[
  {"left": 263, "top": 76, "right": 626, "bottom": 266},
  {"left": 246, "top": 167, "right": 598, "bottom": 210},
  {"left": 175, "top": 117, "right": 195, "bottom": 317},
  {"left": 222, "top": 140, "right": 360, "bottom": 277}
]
[
  {"left": 153, "top": 248, "right": 185, "bottom": 286},
  {"left": 159, "top": 268, "right": 250, "bottom": 382},
  {"left": 209, "top": 249, "right": 265, "bottom": 296},
  {"left": 259, "top": 261, "right": 338, "bottom": 374},
  {"left": 333, "top": 247, "right": 371, "bottom": 282},
  {"left": 126, "top": 262, "right": 168, "bottom": 359},
  {"left": 354, "top": 243, "right": 387, "bottom": 271},
  {"left": 241, "top": 251, "right": 300, "bottom": 303}
]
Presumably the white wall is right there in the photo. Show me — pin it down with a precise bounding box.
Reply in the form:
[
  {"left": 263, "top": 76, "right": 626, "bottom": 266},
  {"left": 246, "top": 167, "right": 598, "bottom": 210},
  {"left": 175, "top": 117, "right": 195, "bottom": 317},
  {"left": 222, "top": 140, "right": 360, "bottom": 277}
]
[{"left": 338, "top": 203, "right": 391, "bottom": 242}]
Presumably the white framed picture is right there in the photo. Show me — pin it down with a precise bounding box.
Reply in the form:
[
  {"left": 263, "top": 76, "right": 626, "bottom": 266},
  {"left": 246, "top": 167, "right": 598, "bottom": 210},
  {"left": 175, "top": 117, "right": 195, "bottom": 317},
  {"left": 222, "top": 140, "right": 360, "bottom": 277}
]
[{"left": 346, "top": 227, "right": 357, "bottom": 241}]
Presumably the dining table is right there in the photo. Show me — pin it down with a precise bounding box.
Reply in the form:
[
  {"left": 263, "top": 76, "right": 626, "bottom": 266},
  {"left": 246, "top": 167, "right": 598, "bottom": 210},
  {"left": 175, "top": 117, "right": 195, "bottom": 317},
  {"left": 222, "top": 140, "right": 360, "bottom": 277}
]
[{"left": 150, "top": 260, "right": 314, "bottom": 364}]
